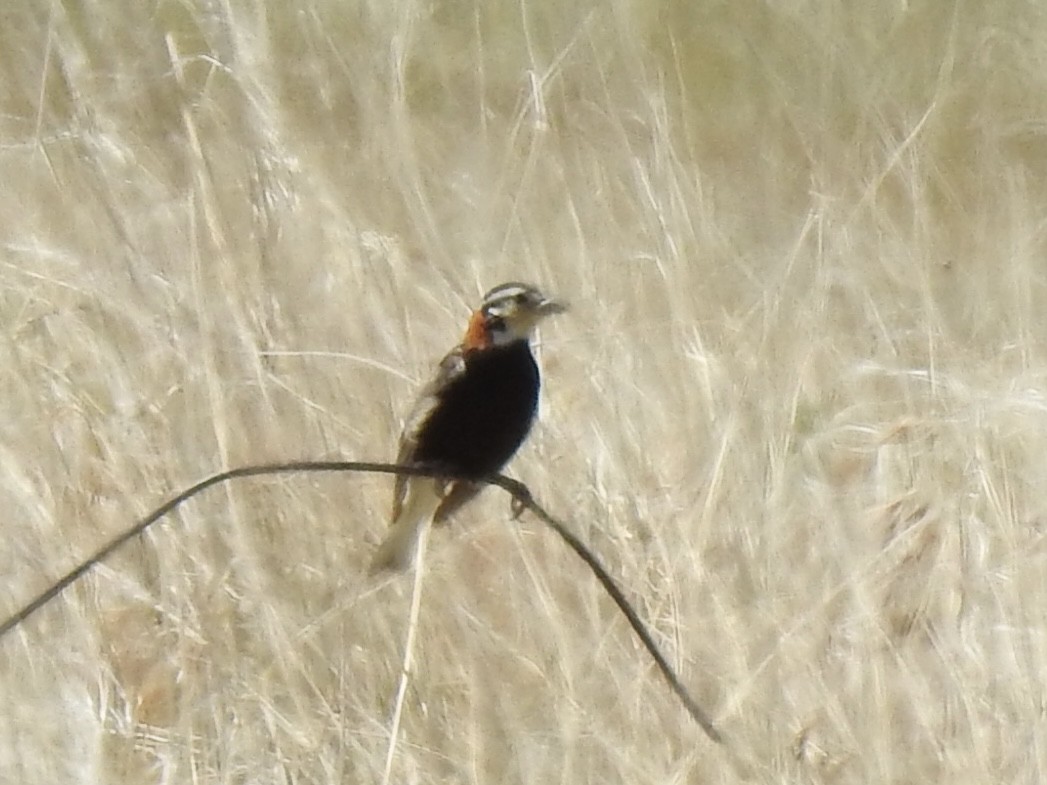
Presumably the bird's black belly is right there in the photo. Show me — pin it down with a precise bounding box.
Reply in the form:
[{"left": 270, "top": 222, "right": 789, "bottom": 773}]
[{"left": 414, "top": 341, "right": 540, "bottom": 478}]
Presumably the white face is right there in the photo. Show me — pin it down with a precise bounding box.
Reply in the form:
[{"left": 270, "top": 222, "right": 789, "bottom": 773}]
[{"left": 480, "top": 283, "right": 564, "bottom": 345}]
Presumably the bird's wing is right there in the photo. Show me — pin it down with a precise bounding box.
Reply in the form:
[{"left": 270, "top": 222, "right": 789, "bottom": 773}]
[{"left": 390, "top": 345, "right": 468, "bottom": 523}]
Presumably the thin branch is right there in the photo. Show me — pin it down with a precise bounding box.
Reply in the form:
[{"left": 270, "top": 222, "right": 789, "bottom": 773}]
[
  {"left": 489, "top": 476, "right": 724, "bottom": 744},
  {"left": 1, "top": 460, "right": 723, "bottom": 743}
]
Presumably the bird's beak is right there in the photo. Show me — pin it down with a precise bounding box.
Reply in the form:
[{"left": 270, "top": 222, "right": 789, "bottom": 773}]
[{"left": 538, "top": 297, "right": 568, "bottom": 316}]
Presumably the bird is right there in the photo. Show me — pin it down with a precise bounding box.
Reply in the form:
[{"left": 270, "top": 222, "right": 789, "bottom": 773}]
[{"left": 370, "top": 282, "right": 566, "bottom": 573}]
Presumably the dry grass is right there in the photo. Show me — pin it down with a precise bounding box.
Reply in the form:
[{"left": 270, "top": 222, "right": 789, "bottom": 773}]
[{"left": 3, "top": 0, "right": 1047, "bottom": 782}]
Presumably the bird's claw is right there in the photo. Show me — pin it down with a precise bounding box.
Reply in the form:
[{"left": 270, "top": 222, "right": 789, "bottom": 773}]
[
  {"left": 499, "top": 477, "right": 532, "bottom": 519},
  {"left": 511, "top": 495, "right": 527, "bottom": 519}
]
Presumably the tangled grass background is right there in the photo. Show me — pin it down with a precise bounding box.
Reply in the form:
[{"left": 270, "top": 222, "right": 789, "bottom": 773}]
[{"left": 3, "top": 1, "right": 1047, "bottom": 782}]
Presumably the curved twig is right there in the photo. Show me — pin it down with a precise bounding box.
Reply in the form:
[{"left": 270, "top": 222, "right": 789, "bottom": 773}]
[
  {"left": 490, "top": 476, "right": 724, "bottom": 743},
  {"left": 1, "top": 460, "right": 723, "bottom": 743}
]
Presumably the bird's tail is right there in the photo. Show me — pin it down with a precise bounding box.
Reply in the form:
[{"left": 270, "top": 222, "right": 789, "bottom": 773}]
[{"left": 369, "top": 479, "right": 443, "bottom": 574}]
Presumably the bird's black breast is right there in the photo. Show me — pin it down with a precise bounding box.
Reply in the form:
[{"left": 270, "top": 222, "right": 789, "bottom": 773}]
[{"left": 414, "top": 340, "right": 541, "bottom": 478}]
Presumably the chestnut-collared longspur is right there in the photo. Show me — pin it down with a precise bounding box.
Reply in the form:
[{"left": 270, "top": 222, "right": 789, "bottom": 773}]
[{"left": 370, "top": 282, "right": 566, "bottom": 573}]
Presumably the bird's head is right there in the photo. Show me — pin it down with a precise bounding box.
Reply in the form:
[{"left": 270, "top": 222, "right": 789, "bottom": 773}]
[{"left": 463, "top": 282, "right": 566, "bottom": 350}]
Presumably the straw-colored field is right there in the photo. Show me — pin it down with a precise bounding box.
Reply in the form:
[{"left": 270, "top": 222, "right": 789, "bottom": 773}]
[{"left": 3, "top": 1, "right": 1047, "bottom": 782}]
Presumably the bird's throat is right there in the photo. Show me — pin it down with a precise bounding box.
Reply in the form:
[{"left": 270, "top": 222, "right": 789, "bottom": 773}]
[{"left": 462, "top": 310, "right": 491, "bottom": 351}]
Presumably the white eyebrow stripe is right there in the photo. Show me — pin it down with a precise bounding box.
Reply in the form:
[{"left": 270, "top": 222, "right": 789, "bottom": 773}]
[{"left": 482, "top": 283, "right": 537, "bottom": 306}]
